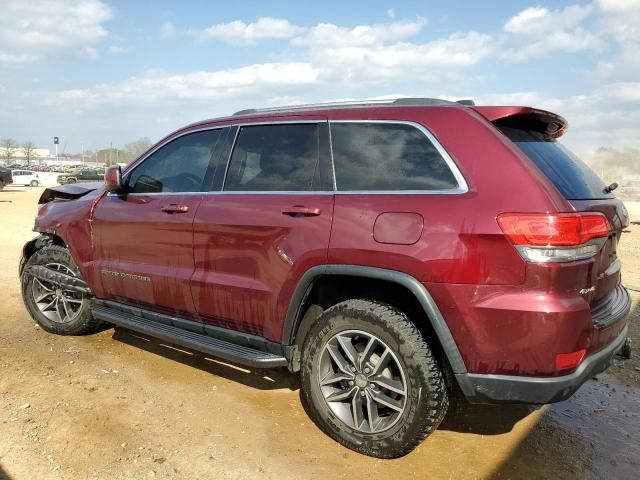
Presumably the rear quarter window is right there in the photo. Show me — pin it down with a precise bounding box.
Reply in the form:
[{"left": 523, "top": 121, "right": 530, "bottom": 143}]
[
  {"left": 330, "top": 122, "right": 459, "bottom": 191},
  {"left": 499, "top": 126, "right": 612, "bottom": 200}
]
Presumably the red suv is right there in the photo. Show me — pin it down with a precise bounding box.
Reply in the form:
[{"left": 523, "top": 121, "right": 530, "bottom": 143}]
[{"left": 20, "top": 98, "right": 631, "bottom": 458}]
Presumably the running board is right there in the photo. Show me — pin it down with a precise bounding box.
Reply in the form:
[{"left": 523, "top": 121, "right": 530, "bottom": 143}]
[{"left": 92, "top": 303, "right": 288, "bottom": 369}]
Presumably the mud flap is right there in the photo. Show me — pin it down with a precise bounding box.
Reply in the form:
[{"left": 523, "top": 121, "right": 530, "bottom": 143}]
[{"left": 616, "top": 337, "right": 632, "bottom": 360}]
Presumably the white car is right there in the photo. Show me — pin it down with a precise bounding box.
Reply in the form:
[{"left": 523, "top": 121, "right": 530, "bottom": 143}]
[{"left": 11, "top": 169, "right": 40, "bottom": 187}]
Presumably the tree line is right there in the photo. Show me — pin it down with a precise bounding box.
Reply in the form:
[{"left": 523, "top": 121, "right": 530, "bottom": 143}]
[
  {"left": 0, "top": 138, "right": 37, "bottom": 166},
  {"left": 0, "top": 137, "right": 153, "bottom": 167}
]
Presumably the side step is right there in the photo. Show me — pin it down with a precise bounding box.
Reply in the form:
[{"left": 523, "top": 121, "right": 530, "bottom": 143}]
[{"left": 92, "top": 303, "right": 288, "bottom": 369}]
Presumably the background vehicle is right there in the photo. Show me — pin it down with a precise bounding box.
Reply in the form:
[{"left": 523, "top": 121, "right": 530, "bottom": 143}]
[
  {"left": 57, "top": 167, "right": 105, "bottom": 184},
  {"left": 10, "top": 170, "right": 40, "bottom": 187},
  {"left": 19, "top": 98, "right": 631, "bottom": 458},
  {"left": 0, "top": 167, "right": 12, "bottom": 191}
]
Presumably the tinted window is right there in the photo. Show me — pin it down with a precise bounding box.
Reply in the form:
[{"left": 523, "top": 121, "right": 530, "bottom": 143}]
[
  {"left": 224, "top": 124, "right": 322, "bottom": 191},
  {"left": 128, "top": 129, "right": 223, "bottom": 193},
  {"left": 331, "top": 123, "right": 459, "bottom": 191},
  {"left": 500, "top": 126, "right": 611, "bottom": 200}
]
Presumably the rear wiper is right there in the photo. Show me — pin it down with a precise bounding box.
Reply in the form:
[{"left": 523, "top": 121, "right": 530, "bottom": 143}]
[{"left": 603, "top": 182, "right": 618, "bottom": 194}]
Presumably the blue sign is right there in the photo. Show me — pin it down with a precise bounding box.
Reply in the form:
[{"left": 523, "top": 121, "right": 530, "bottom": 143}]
[{"left": 53, "top": 137, "right": 59, "bottom": 145}]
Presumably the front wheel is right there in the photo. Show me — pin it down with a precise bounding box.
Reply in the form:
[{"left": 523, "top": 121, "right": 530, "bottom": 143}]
[
  {"left": 301, "top": 299, "right": 448, "bottom": 458},
  {"left": 21, "top": 245, "right": 102, "bottom": 335},
  {"left": 30, "top": 179, "right": 39, "bottom": 187}
]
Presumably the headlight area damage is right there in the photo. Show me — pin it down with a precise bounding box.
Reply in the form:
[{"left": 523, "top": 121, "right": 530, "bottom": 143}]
[
  {"left": 21, "top": 183, "right": 105, "bottom": 286},
  {"left": 38, "top": 183, "right": 101, "bottom": 204}
]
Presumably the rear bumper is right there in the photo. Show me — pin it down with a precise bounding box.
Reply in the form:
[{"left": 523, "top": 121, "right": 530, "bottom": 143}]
[{"left": 455, "top": 324, "right": 629, "bottom": 404}]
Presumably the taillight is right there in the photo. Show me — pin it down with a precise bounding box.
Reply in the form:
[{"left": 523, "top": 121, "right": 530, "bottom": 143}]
[{"left": 497, "top": 213, "right": 610, "bottom": 263}]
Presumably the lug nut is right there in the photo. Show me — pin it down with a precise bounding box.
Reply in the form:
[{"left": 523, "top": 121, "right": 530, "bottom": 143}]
[
  {"left": 369, "top": 383, "right": 375, "bottom": 389},
  {"left": 348, "top": 380, "right": 354, "bottom": 386},
  {"left": 364, "top": 367, "right": 370, "bottom": 374},
  {"left": 350, "top": 366, "right": 356, "bottom": 372},
  {"left": 360, "top": 390, "right": 366, "bottom": 397}
]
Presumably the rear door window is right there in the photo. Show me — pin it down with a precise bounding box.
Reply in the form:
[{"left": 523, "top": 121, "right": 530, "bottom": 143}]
[
  {"left": 499, "top": 126, "right": 612, "bottom": 200},
  {"left": 330, "top": 122, "right": 460, "bottom": 191},
  {"left": 224, "top": 123, "right": 330, "bottom": 191}
]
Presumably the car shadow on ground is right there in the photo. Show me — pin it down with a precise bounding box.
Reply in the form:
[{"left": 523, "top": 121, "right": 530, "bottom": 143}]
[
  {"left": 0, "top": 465, "right": 11, "bottom": 480},
  {"left": 112, "top": 326, "right": 534, "bottom": 435},
  {"left": 440, "top": 401, "right": 536, "bottom": 435},
  {"left": 0, "top": 189, "right": 27, "bottom": 193},
  {"left": 111, "top": 327, "right": 299, "bottom": 391}
]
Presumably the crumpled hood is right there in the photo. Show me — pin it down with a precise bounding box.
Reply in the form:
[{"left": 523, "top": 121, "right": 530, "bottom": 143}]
[{"left": 38, "top": 182, "right": 103, "bottom": 204}]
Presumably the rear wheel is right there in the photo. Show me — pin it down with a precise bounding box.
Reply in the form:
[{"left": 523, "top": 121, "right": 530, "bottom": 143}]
[
  {"left": 21, "top": 245, "right": 102, "bottom": 335},
  {"left": 300, "top": 299, "right": 448, "bottom": 458}
]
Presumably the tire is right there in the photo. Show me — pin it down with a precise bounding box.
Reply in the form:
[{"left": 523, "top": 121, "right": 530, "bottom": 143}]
[
  {"left": 0, "top": 180, "right": 5, "bottom": 191},
  {"left": 300, "top": 299, "right": 448, "bottom": 458},
  {"left": 30, "top": 180, "right": 39, "bottom": 187},
  {"left": 21, "top": 245, "right": 103, "bottom": 335}
]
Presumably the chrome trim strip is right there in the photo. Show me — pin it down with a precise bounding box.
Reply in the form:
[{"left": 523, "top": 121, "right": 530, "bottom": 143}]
[
  {"left": 120, "top": 119, "right": 468, "bottom": 197},
  {"left": 329, "top": 119, "right": 469, "bottom": 194},
  {"left": 111, "top": 191, "right": 334, "bottom": 197}
]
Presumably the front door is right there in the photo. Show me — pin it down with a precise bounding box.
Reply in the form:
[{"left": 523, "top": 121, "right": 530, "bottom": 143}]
[
  {"left": 192, "top": 120, "right": 334, "bottom": 340},
  {"left": 92, "top": 128, "right": 227, "bottom": 316}
]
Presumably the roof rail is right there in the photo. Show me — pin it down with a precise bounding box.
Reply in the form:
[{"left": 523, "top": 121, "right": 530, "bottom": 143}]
[{"left": 232, "top": 97, "right": 469, "bottom": 116}]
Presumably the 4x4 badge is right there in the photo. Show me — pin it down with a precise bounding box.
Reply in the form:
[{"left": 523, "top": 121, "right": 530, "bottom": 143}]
[{"left": 579, "top": 286, "right": 596, "bottom": 295}]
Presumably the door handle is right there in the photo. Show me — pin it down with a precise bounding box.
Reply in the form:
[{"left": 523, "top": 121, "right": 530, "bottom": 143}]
[
  {"left": 281, "top": 206, "right": 322, "bottom": 217},
  {"left": 161, "top": 204, "right": 190, "bottom": 214}
]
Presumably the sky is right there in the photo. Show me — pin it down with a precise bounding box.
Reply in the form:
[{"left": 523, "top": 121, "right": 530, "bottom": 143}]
[{"left": 0, "top": 0, "right": 639, "bottom": 156}]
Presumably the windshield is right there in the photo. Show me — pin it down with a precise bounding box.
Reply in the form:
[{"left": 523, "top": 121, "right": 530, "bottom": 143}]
[{"left": 499, "top": 126, "right": 613, "bottom": 200}]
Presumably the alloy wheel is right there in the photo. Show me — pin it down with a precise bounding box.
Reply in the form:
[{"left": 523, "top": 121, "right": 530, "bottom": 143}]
[{"left": 317, "top": 330, "right": 408, "bottom": 433}]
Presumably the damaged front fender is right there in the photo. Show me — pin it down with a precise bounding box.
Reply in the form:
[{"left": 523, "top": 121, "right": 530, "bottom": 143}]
[{"left": 38, "top": 182, "right": 102, "bottom": 205}]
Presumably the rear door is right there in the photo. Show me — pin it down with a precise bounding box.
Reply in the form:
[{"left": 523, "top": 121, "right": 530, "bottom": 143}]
[
  {"left": 92, "top": 128, "right": 227, "bottom": 316},
  {"left": 192, "top": 119, "right": 334, "bottom": 340}
]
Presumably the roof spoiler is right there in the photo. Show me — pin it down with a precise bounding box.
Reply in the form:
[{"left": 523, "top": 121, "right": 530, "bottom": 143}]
[{"left": 472, "top": 106, "right": 568, "bottom": 138}]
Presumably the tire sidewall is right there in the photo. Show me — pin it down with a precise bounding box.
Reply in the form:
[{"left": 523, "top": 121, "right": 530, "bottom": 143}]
[{"left": 301, "top": 302, "right": 445, "bottom": 457}]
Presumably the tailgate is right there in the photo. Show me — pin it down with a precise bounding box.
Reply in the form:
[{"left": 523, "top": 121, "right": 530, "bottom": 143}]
[{"left": 569, "top": 198, "right": 629, "bottom": 305}]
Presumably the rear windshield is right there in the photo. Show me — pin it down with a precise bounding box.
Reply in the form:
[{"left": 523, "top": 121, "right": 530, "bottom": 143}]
[{"left": 499, "top": 126, "right": 612, "bottom": 200}]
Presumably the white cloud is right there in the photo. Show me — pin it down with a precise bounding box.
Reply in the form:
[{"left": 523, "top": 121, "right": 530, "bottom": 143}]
[
  {"left": 502, "top": 4, "right": 600, "bottom": 60},
  {"left": 0, "top": 51, "right": 40, "bottom": 63},
  {"left": 53, "top": 63, "right": 322, "bottom": 107},
  {"left": 108, "top": 45, "right": 125, "bottom": 55},
  {"left": 387, "top": 8, "right": 396, "bottom": 19},
  {"left": 161, "top": 22, "right": 175, "bottom": 39},
  {"left": 597, "top": 0, "right": 640, "bottom": 11},
  {"left": 293, "top": 19, "right": 426, "bottom": 47},
  {"left": 504, "top": 5, "right": 592, "bottom": 34},
  {"left": 310, "top": 32, "right": 494, "bottom": 81},
  {"left": 0, "top": 0, "right": 111, "bottom": 62},
  {"left": 197, "top": 17, "right": 303, "bottom": 44}
]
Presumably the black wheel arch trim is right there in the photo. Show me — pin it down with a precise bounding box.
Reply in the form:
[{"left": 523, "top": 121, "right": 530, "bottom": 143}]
[{"left": 282, "top": 264, "right": 468, "bottom": 374}]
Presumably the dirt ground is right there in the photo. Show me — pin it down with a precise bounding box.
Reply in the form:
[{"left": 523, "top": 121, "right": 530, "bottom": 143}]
[{"left": 1, "top": 186, "right": 639, "bottom": 480}]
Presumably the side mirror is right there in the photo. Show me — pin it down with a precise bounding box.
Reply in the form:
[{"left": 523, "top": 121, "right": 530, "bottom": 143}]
[{"left": 104, "top": 165, "right": 123, "bottom": 193}]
